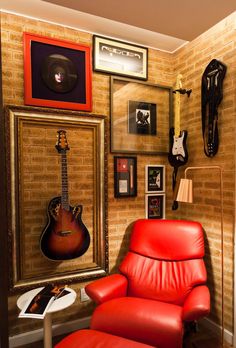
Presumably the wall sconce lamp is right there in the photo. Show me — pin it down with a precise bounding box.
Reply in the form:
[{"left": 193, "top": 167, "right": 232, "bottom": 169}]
[{"left": 176, "top": 165, "right": 224, "bottom": 346}]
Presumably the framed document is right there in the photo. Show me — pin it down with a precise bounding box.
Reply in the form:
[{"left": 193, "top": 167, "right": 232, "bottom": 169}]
[{"left": 114, "top": 156, "right": 137, "bottom": 198}]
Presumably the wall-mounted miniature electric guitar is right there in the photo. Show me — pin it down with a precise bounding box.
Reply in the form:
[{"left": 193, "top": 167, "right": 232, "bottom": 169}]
[
  {"left": 168, "top": 74, "right": 190, "bottom": 210},
  {"left": 168, "top": 74, "right": 188, "bottom": 168},
  {"left": 40, "top": 130, "right": 90, "bottom": 261}
]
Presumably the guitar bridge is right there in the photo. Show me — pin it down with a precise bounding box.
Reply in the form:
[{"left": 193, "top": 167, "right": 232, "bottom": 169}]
[{"left": 58, "top": 230, "right": 72, "bottom": 236}]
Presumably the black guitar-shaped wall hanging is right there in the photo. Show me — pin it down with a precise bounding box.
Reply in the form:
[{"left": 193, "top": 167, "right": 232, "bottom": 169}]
[
  {"left": 201, "top": 59, "right": 226, "bottom": 157},
  {"left": 168, "top": 74, "right": 191, "bottom": 210},
  {"left": 40, "top": 130, "right": 90, "bottom": 261}
]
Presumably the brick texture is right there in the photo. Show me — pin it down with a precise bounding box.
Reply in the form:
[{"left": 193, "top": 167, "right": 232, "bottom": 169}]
[{"left": 1, "top": 10, "right": 235, "bottom": 336}]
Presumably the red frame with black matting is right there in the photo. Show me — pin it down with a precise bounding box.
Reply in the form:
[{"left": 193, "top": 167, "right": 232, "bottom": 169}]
[{"left": 24, "top": 32, "right": 92, "bottom": 111}]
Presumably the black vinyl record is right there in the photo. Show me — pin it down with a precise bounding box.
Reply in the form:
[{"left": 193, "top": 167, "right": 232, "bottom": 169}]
[{"left": 41, "top": 54, "right": 78, "bottom": 93}]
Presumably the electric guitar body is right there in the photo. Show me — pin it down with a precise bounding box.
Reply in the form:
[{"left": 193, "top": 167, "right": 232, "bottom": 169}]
[
  {"left": 40, "top": 130, "right": 90, "bottom": 261},
  {"left": 168, "top": 127, "right": 188, "bottom": 168}
]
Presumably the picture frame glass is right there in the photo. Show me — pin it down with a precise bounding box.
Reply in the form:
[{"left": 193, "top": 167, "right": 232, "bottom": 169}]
[{"left": 111, "top": 77, "right": 172, "bottom": 154}]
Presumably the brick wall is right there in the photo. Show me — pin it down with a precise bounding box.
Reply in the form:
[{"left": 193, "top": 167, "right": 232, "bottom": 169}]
[
  {"left": 171, "top": 13, "right": 236, "bottom": 330},
  {"left": 1, "top": 10, "right": 235, "bottom": 337}
]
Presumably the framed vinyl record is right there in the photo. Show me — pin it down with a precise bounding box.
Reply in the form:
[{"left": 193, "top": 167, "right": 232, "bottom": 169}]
[{"left": 24, "top": 33, "right": 92, "bottom": 111}]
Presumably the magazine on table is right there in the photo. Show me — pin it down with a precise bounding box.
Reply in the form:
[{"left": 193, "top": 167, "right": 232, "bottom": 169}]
[{"left": 18, "top": 284, "right": 70, "bottom": 319}]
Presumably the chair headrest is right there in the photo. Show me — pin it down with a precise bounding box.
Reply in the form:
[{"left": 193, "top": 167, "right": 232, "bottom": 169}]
[{"left": 129, "top": 219, "right": 205, "bottom": 260}]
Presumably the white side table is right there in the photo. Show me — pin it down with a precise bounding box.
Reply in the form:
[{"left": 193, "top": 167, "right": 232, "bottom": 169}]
[{"left": 17, "top": 286, "right": 77, "bottom": 348}]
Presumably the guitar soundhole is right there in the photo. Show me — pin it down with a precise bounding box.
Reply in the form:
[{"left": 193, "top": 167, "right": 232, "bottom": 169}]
[{"left": 49, "top": 199, "right": 61, "bottom": 220}]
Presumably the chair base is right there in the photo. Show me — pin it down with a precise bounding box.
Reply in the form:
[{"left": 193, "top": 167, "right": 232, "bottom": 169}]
[{"left": 54, "top": 329, "right": 156, "bottom": 348}]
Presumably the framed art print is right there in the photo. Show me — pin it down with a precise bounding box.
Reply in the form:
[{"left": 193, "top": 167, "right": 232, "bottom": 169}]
[
  {"left": 145, "top": 194, "right": 165, "bottom": 219},
  {"left": 24, "top": 33, "right": 92, "bottom": 111},
  {"left": 145, "top": 165, "right": 165, "bottom": 193},
  {"left": 114, "top": 156, "right": 137, "bottom": 198},
  {"left": 110, "top": 76, "right": 173, "bottom": 154},
  {"left": 128, "top": 100, "right": 156, "bottom": 135},
  {"left": 93, "top": 35, "right": 148, "bottom": 80}
]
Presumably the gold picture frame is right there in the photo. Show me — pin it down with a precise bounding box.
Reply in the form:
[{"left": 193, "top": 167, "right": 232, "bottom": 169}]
[
  {"left": 6, "top": 106, "right": 108, "bottom": 292},
  {"left": 110, "top": 76, "right": 173, "bottom": 154}
]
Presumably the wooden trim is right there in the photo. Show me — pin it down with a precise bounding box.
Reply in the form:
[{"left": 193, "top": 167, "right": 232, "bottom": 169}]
[{"left": 0, "top": 13, "right": 9, "bottom": 348}]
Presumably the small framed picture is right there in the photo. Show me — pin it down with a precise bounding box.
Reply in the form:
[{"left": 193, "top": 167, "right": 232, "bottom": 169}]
[
  {"left": 145, "top": 194, "right": 165, "bottom": 219},
  {"left": 114, "top": 156, "right": 137, "bottom": 198},
  {"left": 128, "top": 100, "right": 157, "bottom": 135},
  {"left": 145, "top": 165, "right": 165, "bottom": 193},
  {"left": 93, "top": 35, "right": 148, "bottom": 80}
]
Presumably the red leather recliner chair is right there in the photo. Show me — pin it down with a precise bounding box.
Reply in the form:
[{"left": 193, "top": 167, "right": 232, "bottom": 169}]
[{"left": 85, "top": 219, "right": 210, "bottom": 348}]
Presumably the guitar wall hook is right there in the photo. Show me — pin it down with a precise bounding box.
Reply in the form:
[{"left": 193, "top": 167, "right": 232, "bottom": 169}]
[
  {"left": 173, "top": 87, "right": 192, "bottom": 98},
  {"left": 201, "top": 59, "right": 227, "bottom": 157}
]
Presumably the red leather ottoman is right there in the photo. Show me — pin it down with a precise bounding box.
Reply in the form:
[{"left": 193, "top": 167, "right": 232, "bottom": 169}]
[{"left": 54, "top": 329, "right": 156, "bottom": 348}]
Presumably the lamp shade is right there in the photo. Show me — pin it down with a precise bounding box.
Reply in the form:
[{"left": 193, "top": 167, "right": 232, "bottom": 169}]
[{"left": 176, "top": 178, "right": 193, "bottom": 203}]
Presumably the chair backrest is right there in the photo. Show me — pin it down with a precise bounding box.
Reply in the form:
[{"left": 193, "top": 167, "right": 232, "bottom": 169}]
[{"left": 119, "top": 219, "right": 207, "bottom": 306}]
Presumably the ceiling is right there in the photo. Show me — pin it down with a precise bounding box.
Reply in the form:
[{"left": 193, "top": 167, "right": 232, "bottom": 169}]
[{"left": 1, "top": 0, "right": 236, "bottom": 52}]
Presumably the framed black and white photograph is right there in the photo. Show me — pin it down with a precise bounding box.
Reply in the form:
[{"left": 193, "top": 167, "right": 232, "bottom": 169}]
[
  {"left": 110, "top": 76, "right": 173, "bottom": 154},
  {"left": 114, "top": 156, "right": 137, "bottom": 198},
  {"left": 145, "top": 165, "right": 165, "bottom": 193},
  {"left": 128, "top": 101, "right": 156, "bottom": 135},
  {"left": 145, "top": 194, "right": 165, "bottom": 219},
  {"left": 93, "top": 35, "right": 148, "bottom": 80}
]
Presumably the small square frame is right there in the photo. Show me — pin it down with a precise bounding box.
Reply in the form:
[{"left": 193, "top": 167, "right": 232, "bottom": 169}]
[
  {"left": 128, "top": 100, "right": 157, "bottom": 135},
  {"left": 145, "top": 194, "right": 165, "bottom": 219},
  {"left": 114, "top": 156, "right": 137, "bottom": 198},
  {"left": 145, "top": 165, "right": 165, "bottom": 193}
]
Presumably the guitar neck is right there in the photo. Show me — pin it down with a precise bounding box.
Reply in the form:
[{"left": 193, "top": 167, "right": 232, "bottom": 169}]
[
  {"left": 61, "top": 152, "right": 69, "bottom": 210},
  {"left": 174, "top": 74, "right": 182, "bottom": 137},
  {"left": 174, "top": 89, "right": 181, "bottom": 137}
]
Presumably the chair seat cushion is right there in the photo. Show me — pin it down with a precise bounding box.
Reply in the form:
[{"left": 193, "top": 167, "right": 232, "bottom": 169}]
[
  {"left": 91, "top": 297, "right": 183, "bottom": 348},
  {"left": 55, "top": 329, "right": 155, "bottom": 348}
]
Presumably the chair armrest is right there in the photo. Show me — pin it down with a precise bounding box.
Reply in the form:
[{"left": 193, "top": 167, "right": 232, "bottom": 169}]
[
  {"left": 85, "top": 274, "right": 128, "bottom": 304},
  {"left": 183, "top": 285, "right": 210, "bottom": 321}
]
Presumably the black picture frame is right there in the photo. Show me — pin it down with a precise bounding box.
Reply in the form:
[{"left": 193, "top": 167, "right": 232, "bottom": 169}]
[
  {"left": 145, "top": 194, "right": 165, "bottom": 219},
  {"left": 145, "top": 165, "right": 165, "bottom": 193},
  {"left": 128, "top": 100, "right": 157, "bottom": 135},
  {"left": 114, "top": 156, "right": 137, "bottom": 198},
  {"left": 93, "top": 35, "right": 148, "bottom": 80}
]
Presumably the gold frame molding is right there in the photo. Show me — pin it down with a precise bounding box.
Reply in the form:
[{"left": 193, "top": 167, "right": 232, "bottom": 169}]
[{"left": 6, "top": 106, "right": 108, "bottom": 292}]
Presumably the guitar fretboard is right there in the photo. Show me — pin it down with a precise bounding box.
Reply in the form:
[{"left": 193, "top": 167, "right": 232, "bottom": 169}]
[
  {"left": 174, "top": 74, "right": 182, "bottom": 137},
  {"left": 61, "top": 152, "right": 69, "bottom": 211}
]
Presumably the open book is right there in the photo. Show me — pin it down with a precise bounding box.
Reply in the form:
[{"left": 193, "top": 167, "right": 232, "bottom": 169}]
[{"left": 18, "top": 284, "right": 70, "bottom": 319}]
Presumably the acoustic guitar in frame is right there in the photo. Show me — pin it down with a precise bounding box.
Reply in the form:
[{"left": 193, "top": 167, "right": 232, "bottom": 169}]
[
  {"left": 40, "top": 130, "right": 90, "bottom": 261},
  {"left": 168, "top": 74, "right": 191, "bottom": 210}
]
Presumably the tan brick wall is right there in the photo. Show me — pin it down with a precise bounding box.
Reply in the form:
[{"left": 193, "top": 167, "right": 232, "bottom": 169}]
[
  {"left": 172, "top": 13, "right": 236, "bottom": 330},
  {"left": 1, "top": 10, "right": 235, "bottom": 337}
]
